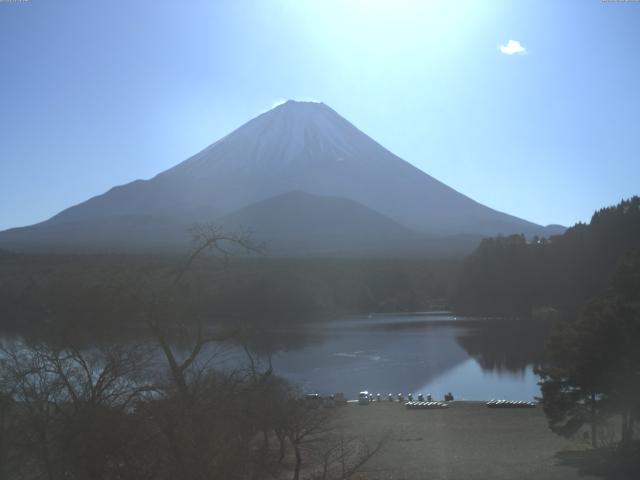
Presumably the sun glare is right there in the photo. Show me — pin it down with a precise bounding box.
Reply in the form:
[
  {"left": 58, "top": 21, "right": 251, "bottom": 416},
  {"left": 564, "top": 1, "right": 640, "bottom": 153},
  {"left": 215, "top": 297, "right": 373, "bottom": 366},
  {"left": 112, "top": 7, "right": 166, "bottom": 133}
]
[{"left": 288, "top": 0, "right": 485, "bottom": 65}]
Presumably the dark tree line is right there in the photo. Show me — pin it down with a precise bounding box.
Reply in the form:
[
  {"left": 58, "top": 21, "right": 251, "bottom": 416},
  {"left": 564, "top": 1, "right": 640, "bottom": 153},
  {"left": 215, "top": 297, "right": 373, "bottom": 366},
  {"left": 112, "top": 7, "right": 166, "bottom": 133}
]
[
  {"left": 452, "top": 196, "right": 640, "bottom": 315},
  {"left": 0, "top": 252, "right": 458, "bottom": 334}
]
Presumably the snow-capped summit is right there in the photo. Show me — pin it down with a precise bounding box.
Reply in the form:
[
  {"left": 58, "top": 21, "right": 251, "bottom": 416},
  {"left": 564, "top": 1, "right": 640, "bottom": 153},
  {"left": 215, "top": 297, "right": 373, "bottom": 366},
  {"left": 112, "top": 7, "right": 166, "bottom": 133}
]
[{"left": 163, "top": 100, "right": 382, "bottom": 176}]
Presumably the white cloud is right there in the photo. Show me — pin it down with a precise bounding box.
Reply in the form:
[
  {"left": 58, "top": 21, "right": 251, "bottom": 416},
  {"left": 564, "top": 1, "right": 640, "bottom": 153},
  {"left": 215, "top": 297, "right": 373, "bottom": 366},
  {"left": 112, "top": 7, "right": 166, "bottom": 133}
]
[{"left": 499, "top": 40, "right": 526, "bottom": 55}]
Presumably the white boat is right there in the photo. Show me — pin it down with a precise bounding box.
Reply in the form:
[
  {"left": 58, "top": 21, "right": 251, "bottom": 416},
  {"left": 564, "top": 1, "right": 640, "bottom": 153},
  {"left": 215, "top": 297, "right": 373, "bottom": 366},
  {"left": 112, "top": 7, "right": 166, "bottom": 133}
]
[{"left": 358, "top": 391, "right": 370, "bottom": 405}]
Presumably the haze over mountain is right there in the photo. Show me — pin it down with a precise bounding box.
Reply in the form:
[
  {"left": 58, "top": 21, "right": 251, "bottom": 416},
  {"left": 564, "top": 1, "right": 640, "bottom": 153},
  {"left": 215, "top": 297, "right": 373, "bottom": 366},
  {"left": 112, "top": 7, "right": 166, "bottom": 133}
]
[
  {"left": 217, "top": 191, "right": 483, "bottom": 256},
  {"left": 0, "top": 100, "right": 564, "bottom": 254}
]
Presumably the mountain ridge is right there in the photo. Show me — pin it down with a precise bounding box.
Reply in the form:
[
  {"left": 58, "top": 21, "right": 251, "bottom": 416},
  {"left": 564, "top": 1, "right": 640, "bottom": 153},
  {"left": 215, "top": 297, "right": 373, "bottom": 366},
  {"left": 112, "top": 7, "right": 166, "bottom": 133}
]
[{"left": 0, "top": 100, "right": 565, "bottom": 254}]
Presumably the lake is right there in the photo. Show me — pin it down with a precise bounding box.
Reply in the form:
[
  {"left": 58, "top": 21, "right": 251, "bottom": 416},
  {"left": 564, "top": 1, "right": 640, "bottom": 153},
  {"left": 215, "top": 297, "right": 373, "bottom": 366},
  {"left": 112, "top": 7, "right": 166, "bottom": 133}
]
[
  {"left": 0, "top": 312, "right": 552, "bottom": 402},
  {"left": 212, "top": 311, "right": 552, "bottom": 401}
]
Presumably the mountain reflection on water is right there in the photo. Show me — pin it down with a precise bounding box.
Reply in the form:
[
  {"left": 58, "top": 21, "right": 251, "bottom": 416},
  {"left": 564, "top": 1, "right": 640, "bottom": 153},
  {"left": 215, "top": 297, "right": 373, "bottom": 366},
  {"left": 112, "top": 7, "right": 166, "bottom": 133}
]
[
  {"left": 455, "top": 318, "right": 552, "bottom": 373},
  {"left": 222, "top": 312, "right": 554, "bottom": 401}
]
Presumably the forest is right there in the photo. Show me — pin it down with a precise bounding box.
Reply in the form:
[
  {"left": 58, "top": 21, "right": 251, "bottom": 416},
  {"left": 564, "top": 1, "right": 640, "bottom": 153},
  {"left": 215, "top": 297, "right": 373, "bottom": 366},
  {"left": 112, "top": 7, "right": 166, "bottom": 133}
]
[
  {"left": 0, "top": 247, "right": 457, "bottom": 336},
  {"left": 452, "top": 196, "right": 640, "bottom": 315}
]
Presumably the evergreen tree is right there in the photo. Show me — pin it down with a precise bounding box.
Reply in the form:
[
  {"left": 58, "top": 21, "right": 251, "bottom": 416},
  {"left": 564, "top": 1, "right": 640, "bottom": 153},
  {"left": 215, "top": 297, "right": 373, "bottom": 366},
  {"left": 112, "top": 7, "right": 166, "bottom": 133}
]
[{"left": 536, "top": 296, "right": 640, "bottom": 447}]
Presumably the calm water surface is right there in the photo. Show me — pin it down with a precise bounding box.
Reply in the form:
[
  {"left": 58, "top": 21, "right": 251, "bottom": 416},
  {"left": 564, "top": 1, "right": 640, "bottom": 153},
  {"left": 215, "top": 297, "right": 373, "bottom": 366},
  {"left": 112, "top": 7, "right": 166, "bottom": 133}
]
[{"left": 215, "top": 312, "right": 550, "bottom": 401}]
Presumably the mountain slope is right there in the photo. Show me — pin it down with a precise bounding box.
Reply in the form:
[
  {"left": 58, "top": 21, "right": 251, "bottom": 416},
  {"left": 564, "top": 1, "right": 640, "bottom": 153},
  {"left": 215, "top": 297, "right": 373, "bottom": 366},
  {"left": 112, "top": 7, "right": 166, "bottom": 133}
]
[
  {"left": 0, "top": 191, "right": 482, "bottom": 256},
  {"left": 218, "top": 191, "right": 423, "bottom": 255},
  {"left": 0, "top": 100, "right": 563, "bottom": 254},
  {"left": 0, "top": 214, "right": 191, "bottom": 253}
]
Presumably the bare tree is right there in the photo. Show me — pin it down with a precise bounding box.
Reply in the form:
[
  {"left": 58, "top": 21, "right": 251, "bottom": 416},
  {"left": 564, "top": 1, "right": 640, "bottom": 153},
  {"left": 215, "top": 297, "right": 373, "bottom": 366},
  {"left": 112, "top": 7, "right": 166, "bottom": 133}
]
[
  {"left": 285, "top": 402, "right": 332, "bottom": 480},
  {"left": 0, "top": 341, "right": 155, "bottom": 480},
  {"left": 308, "top": 433, "right": 389, "bottom": 480},
  {"left": 147, "top": 223, "right": 262, "bottom": 402},
  {"left": 136, "top": 224, "right": 268, "bottom": 480},
  {"left": 42, "top": 344, "right": 155, "bottom": 410},
  {"left": 0, "top": 390, "right": 11, "bottom": 480},
  {"left": 1, "top": 343, "right": 66, "bottom": 480}
]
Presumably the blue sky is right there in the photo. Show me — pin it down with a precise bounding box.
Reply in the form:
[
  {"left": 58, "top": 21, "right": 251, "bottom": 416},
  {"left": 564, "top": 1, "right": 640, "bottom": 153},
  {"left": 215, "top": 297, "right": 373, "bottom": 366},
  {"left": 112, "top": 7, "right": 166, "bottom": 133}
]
[{"left": 1, "top": 0, "right": 639, "bottom": 230}]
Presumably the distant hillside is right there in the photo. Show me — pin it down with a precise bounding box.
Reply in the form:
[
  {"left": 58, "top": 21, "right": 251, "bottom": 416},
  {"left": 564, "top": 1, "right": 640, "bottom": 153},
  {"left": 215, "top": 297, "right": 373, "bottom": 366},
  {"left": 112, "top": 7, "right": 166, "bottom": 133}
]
[
  {"left": 0, "top": 214, "right": 192, "bottom": 253},
  {"left": 452, "top": 196, "right": 640, "bottom": 314},
  {"left": 219, "top": 191, "right": 432, "bottom": 255}
]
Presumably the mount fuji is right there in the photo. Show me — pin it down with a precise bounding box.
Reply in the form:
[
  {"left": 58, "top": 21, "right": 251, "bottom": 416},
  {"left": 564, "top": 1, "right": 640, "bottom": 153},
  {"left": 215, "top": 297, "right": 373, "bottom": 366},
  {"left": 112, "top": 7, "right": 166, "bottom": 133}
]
[{"left": 0, "top": 100, "right": 564, "bottom": 254}]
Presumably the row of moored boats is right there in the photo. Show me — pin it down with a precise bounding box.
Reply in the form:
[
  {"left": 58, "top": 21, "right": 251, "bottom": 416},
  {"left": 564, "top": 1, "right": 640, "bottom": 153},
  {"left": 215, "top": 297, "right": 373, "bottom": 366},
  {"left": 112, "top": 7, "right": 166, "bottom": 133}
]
[
  {"left": 486, "top": 400, "right": 536, "bottom": 408},
  {"left": 405, "top": 401, "right": 449, "bottom": 410}
]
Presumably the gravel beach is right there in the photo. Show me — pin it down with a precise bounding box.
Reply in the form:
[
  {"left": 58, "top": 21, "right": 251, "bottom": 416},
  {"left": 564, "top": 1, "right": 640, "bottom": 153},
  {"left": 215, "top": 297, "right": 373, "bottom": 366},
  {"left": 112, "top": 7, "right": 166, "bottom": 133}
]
[{"left": 332, "top": 401, "right": 598, "bottom": 480}]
